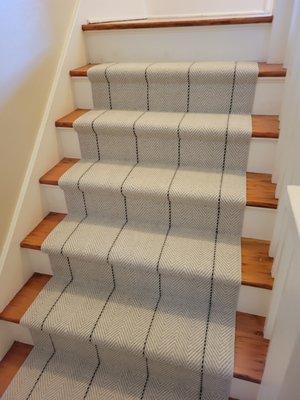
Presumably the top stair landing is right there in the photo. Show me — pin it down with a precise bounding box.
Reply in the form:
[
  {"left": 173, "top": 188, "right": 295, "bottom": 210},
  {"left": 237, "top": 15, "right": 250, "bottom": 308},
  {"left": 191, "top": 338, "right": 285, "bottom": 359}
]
[{"left": 82, "top": 15, "right": 273, "bottom": 31}]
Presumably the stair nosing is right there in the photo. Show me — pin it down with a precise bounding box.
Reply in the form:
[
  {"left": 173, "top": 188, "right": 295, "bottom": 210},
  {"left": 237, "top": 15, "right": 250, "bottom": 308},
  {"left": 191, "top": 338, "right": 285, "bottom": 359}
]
[
  {"left": 39, "top": 158, "right": 278, "bottom": 210},
  {"left": 69, "top": 62, "right": 287, "bottom": 78},
  {"left": 55, "top": 109, "right": 280, "bottom": 140},
  {"left": 19, "top": 212, "right": 274, "bottom": 291},
  {"left": 82, "top": 15, "right": 273, "bottom": 31},
  {"left": 0, "top": 279, "right": 268, "bottom": 385},
  {"left": 0, "top": 341, "right": 245, "bottom": 396}
]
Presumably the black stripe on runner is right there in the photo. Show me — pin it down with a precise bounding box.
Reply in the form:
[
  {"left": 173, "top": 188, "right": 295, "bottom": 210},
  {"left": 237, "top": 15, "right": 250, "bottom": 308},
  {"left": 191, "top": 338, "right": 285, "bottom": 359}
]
[
  {"left": 187, "top": 62, "right": 196, "bottom": 113},
  {"left": 91, "top": 109, "right": 110, "bottom": 160},
  {"left": 84, "top": 111, "right": 145, "bottom": 398},
  {"left": 40, "top": 114, "right": 102, "bottom": 331},
  {"left": 83, "top": 344, "right": 101, "bottom": 399},
  {"left": 140, "top": 113, "right": 186, "bottom": 399},
  {"left": 198, "top": 62, "right": 237, "bottom": 399},
  {"left": 104, "top": 63, "right": 117, "bottom": 110},
  {"left": 145, "top": 63, "right": 155, "bottom": 111},
  {"left": 25, "top": 335, "right": 56, "bottom": 400}
]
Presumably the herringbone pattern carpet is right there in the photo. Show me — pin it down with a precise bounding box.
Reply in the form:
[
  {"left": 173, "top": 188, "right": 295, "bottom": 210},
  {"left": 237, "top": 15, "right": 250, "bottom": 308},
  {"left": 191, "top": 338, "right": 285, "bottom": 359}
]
[{"left": 3, "top": 62, "right": 258, "bottom": 400}]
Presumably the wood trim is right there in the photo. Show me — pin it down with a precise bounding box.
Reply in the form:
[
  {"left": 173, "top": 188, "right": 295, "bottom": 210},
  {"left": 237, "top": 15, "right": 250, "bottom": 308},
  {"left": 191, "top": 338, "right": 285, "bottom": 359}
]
[
  {"left": 39, "top": 158, "right": 278, "bottom": 209},
  {"left": 19, "top": 212, "right": 273, "bottom": 290},
  {"left": 82, "top": 15, "right": 273, "bottom": 31},
  {"left": 0, "top": 312, "right": 268, "bottom": 387},
  {"left": 55, "top": 109, "right": 279, "bottom": 140},
  {"left": 70, "top": 62, "right": 286, "bottom": 78}
]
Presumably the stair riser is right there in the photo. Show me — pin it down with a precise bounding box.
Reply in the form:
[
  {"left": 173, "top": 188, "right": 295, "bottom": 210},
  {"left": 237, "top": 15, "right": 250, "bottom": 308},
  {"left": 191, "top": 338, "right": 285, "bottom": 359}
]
[
  {"left": 40, "top": 185, "right": 276, "bottom": 240},
  {"left": 84, "top": 24, "right": 271, "bottom": 63},
  {"left": 57, "top": 127, "right": 277, "bottom": 174},
  {"left": 21, "top": 248, "right": 270, "bottom": 317},
  {"left": 72, "top": 77, "right": 285, "bottom": 116}
]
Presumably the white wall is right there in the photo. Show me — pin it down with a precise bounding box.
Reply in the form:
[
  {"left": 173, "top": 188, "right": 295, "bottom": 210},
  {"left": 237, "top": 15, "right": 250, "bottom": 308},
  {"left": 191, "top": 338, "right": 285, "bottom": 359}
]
[
  {"left": 146, "top": 0, "right": 273, "bottom": 18},
  {"left": 0, "top": 0, "right": 78, "bottom": 252}
]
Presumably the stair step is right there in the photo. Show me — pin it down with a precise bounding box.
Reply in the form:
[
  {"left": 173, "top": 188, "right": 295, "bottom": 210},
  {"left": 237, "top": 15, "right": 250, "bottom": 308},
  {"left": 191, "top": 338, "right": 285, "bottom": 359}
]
[
  {"left": 0, "top": 343, "right": 244, "bottom": 399},
  {"left": 0, "top": 273, "right": 51, "bottom": 324},
  {"left": 70, "top": 62, "right": 286, "bottom": 78},
  {"left": 0, "top": 342, "right": 33, "bottom": 397},
  {"left": 39, "top": 158, "right": 278, "bottom": 210},
  {"left": 55, "top": 109, "right": 279, "bottom": 140},
  {"left": 19, "top": 212, "right": 273, "bottom": 290},
  {"left": 0, "top": 271, "right": 268, "bottom": 385},
  {"left": 82, "top": 15, "right": 273, "bottom": 31}
]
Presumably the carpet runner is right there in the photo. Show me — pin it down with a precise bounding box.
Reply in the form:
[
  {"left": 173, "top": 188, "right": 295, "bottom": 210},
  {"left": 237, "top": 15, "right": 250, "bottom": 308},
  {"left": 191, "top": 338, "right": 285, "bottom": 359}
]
[{"left": 3, "top": 62, "right": 258, "bottom": 400}]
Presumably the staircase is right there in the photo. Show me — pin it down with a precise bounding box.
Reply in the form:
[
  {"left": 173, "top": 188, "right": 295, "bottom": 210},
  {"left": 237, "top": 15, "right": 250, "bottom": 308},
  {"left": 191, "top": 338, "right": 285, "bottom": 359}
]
[{"left": 0, "top": 14, "right": 287, "bottom": 400}]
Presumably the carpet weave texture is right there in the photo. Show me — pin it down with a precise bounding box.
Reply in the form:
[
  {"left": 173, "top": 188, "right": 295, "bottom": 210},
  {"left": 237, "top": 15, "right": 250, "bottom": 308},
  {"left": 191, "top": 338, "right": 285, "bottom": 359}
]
[{"left": 3, "top": 62, "right": 258, "bottom": 400}]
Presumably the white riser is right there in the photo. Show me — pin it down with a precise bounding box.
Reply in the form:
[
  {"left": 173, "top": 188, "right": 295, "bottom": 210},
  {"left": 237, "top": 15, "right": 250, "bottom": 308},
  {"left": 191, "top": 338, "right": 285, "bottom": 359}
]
[
  {"left": 57, "top": 127, "right": 277, "bottom": 174},
  {"left": 72, "top": 76, "right": 285, "bottom": 116},
  {"left": 41, "top": 184, "right": 276, "bottom": 241},
  {"left": 0, "top": 318, "right": 259, "bottom": 399},
  {"left": 22, "top": 247, "right": 270, "bottom": 317},
  {"left": 85, "top": 24, "right": 271, "bottom": 63}
]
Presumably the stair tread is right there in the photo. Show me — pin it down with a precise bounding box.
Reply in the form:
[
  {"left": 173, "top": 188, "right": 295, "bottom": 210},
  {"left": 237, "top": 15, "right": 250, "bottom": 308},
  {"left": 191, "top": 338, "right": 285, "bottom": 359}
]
[
  {"left": 39, "top": 158, "right": 278, "bottom": 209},
  {"left": 55, "top": 109, "right": 279, "bottom": 139},
  {"left": 0, "top": 342, "right": 33, "bottom": 397},
  {"left": 0, "top": 272, "right": 268, "bottom": 384},
  {"left": 0, "top": 343, "right": 241, "bottom": 397},
  {"left": 70, "top": 62, "right": 286, "bottom": 78},
  {"left": 0, "top": 273, "right": 51, "bottom": 324},
  {"left": 82, "top": 15, "right": 273, "bottom": 31},
  {"left": 19, "top": 212, "right": 273, "bottom": 290}
]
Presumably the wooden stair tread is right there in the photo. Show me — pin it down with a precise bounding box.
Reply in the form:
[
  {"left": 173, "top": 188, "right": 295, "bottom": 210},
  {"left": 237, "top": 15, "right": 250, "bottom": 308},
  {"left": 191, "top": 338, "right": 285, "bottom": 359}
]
[
  {"left": 1, "top": 341, "right": 241, "bottom": 398},
  {"left": 0, "top": 273, "right": 51, "bottom": 324},
  {"left": 19, "top": 212, "right": 273, "bottom": 290},
  {"left": 70, "top": 62, "right": 286, "bottom": 78},
  {"left": 39, "top": 158, "right": 278, "bottom": 209},
  {"left": 82, "top": 15, "right": 273, "bottom": 31},
  {"left": 0, "top": 281, "right": 268, "bottom": 385},
  {"left": 0, "top": 342, "right": 33, "bottom": 396},
  {"left": 0, "top": 340, "right": 260, "bottom": 397},
  {"left": 55, "top": 109, "right": 279, "bottom": 139}
]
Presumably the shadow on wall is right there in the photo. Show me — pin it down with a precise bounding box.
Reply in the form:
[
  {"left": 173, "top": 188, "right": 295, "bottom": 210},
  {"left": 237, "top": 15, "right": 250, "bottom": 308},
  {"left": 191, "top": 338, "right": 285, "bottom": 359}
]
[{"left": 0, "top": 0, "right": 77, "bottom": 253}]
